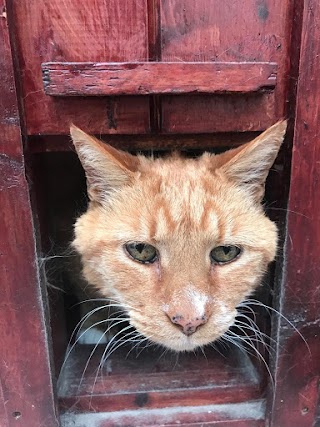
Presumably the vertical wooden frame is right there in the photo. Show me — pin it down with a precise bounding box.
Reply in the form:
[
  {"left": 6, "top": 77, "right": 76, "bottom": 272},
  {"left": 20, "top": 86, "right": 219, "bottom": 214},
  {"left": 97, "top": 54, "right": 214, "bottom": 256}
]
[
  {"left": 0, "top": 1, "right": 59, "bottom": 426},
  {"left": 268, "top": 1, "right": 320, "bottom": 426}
]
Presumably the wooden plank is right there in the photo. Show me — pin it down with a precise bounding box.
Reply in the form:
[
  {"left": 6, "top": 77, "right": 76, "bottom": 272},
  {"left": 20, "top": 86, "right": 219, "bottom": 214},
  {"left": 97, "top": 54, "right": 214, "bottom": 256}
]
[
  {"left": 159, "top": 0, "right": 291, "bottom": 133},
  {"left": 11, "top": 0, "right": 150, "bottom": 134},
  {"left": 28, "top": 132, "right": 261, "bottom": 153},
  {"left": 268, "top": 1, "right": 320, "bottom": 426},
  {"left": 42, "top": 61, "right": 277, "bottom": 96},
  {"left": 58, "top": 346, "right": 262, "bottom": 413},
  {"left": 60, "top": 400, "right": 265, "bottom": 427},
  {"left": 0, "top": 1, "right": 59, "bottom": 426},
  {"left": 161, "top": 93, "right": 276, "bottom": 133}
]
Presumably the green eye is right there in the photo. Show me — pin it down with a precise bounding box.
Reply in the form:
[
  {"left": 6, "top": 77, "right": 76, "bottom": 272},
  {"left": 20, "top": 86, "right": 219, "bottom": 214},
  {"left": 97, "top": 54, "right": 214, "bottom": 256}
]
[
  {"left": 125, "top": 242, "right": 158, "bottom": 264},
  {"left": 210, "top": 245, "right": 241, "bottom": 264}
]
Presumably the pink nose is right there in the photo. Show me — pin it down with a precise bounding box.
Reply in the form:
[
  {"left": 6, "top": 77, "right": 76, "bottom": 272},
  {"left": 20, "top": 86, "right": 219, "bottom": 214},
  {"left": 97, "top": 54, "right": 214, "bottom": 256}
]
[{"left": 170, "top": 314, "right": 207, "bottom": 336}]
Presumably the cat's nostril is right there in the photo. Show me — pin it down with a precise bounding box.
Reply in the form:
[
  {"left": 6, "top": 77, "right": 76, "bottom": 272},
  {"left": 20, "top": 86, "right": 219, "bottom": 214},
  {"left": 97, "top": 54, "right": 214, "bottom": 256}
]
[
  {"left": 169, "top": 313, "right": 207, "bottom": 336},
  {"left": 172, "top": 314, "right": 183, "bottom": 324}
]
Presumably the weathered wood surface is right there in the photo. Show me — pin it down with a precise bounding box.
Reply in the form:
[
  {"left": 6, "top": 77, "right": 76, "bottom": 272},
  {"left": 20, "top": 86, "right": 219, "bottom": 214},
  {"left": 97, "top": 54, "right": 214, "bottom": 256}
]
[
  {"left": 160, "top": 0, "right": 291, "bottom": 133},
  {"left": 268, "top": 1, "right": 320, "bottom": 426},
  {"left": 42, "top": 61, "right": 277, "bottom": 96},
  {"left": 58, "top": 346, "right": 262, "bottom": 413},
  {"left": 13, "top": 0, "right": 289, "bottom": 136},
  {"left": 60, "top": 401, "right": 265, "bottom": 427},
  {"left": 11, "top": 0, "right": 150, "bottom": 134},
  {"left": 0, "top": 1, "right": 59, "bottom": 426}
]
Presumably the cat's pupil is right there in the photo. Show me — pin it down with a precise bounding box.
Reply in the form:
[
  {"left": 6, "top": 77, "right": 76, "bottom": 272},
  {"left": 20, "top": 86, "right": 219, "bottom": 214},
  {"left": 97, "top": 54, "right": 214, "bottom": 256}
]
[
  {"left": 210, "top": 245, "right": 241, "bottom": 264},
  {"left": 125, "top": 242, "right": 158, "bottom": 264},
  {"left": 135, "top": 243, "right": 145, "bottom": 253}
]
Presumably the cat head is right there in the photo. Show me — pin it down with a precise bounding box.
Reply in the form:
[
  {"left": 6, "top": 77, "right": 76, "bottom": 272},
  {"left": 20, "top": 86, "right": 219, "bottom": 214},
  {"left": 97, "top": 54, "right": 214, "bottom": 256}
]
[{"left": 71, "top": 121, "right": 286, "bottom": 352}]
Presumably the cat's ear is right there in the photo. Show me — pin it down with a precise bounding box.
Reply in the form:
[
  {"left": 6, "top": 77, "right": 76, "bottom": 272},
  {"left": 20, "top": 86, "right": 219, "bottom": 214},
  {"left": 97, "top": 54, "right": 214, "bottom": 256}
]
[
  {"left": 217, "top": 121, "right": 287, "bottom": 202},
  {"left": 70, "top": 125, "right": 139, "bottom": 203}
]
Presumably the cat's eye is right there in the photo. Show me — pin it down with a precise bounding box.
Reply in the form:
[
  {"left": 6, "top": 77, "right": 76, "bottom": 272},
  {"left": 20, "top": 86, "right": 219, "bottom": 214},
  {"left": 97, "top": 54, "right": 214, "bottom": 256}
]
[
  {"left": 125, "top": 242, "right": 158, "bottom": 264},
  {"left": 210, "top": 245, "right": 241, "bottom": 264}
]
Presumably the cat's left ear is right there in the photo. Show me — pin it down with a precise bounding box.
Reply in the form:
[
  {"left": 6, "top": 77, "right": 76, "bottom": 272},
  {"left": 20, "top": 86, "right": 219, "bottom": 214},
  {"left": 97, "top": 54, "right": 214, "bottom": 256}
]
[
  {"left": 70, "top": 125, "right": 140, "bottom": 203},
  {"left": 217, "top": 120, "right": 287, "bottom": 202}
]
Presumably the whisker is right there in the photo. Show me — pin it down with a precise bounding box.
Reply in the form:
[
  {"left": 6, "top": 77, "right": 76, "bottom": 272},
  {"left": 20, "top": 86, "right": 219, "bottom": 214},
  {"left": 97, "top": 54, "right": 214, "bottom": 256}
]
[
  {"left": 226, "top": 329, "right": 274, "bottom": 391},
  {"left": 125, "top": 334, "right": 154, "bottom": 359},
  {"left": 233, "top": 321, "right": 274, "bottom": 353},
  {"left": 265, "top": 206, "right": 309, "bottom": 219},
  {"left": 62, "top": 317, "right": 129, "bottom": 377},
  {"left": 235, "top": 315, "right": 277, "bottom": 346},
  {"left": 221, "top": 333, "right": 255, "bottom": 357},
  {"left": 66, "top": 303, "right": 129, "bottom": 355},
  {"left": 236, "top": 303, "right": 257, "bottom": 323},
  {"left": 80, "top": 321, "right": 132, "bottom": 393},
  {"left": 244, "top": 299, "right": 311, "bottom": 355},
  {"left": 209, "top": 340, "right": 227, "bottom": 358},
  {"left": 91, "top": 325, "right": 136, "bottom": 394}
]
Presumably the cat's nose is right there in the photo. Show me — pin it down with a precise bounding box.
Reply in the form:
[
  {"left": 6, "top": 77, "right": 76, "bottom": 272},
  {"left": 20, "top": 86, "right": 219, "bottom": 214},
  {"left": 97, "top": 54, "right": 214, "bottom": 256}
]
[{"left": 169, "top": 313, "right": 207, "bottom": 336}]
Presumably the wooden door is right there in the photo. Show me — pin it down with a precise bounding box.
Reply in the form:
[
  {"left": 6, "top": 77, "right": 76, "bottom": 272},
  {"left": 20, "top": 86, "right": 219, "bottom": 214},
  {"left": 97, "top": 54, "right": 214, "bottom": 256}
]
[
  {"left": 0, "top": 0, "right": 319, "bottom": 426},
  {"left": 12, "top": 0, "right": 290, "bottom": 137}
]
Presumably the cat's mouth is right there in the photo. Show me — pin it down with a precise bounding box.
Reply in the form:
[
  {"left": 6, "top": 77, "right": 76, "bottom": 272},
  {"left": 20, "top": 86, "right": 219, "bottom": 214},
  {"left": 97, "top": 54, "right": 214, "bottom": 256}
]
[{"left": 129, "top": 313, "right": 234, "bottom": 352}]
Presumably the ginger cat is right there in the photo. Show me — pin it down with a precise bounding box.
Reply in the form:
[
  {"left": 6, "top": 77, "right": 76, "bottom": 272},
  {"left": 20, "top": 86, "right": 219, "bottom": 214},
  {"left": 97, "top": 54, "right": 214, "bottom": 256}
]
[{"left": 70, "top": 121, "right": 286, "bottom": 352}]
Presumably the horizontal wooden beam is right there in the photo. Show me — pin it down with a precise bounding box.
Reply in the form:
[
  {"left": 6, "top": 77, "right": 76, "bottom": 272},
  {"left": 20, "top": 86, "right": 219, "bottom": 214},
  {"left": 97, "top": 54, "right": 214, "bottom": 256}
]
[{"left": 42, "top": 62, "right": 277, "bottom": 96}]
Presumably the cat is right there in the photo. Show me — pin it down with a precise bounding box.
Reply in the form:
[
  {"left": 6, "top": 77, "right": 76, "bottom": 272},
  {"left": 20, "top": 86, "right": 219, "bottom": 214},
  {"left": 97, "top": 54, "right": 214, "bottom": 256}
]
[{"left": 70, "top": 121, "right": 286, "bottom": 353}]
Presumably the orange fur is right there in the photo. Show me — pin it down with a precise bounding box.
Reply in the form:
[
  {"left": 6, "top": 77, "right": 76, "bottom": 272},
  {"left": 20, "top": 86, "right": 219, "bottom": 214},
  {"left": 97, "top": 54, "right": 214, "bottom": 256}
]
[{"left": 71, "top": 121, "right": 286, "bottom": 352}]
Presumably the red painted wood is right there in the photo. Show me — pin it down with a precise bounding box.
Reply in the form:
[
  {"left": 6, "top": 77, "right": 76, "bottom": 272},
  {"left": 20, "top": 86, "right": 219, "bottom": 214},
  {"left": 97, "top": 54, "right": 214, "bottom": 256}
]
[
  {"left": 0, "top": 1, "right": 59, "bottom": 426},
  {"left": 42, "top": 61, "right": 277, "bottom": 96},
  {"left": 11, "top": 0, "right": 150, "bottom": 135},
  {"left": 58, "top": 346, "right": 262, "bottom": 413},
  {"left": 268, "top": 1, "right": 320, "bottom": 426},
  {"left": 160, "top": 0, "right": 291, "bottom": 133},
  {"left": 3, "top": 1, "right": 320, "bottom": 425},
  {"left": 12, "top": 0, "right": 290, "bottom": 136},
  {"left": 161, "top": 94, "right": 276, "bottom": 133},
  {"left": 60, "top": 400, "right": 265, "bottom": 427}
]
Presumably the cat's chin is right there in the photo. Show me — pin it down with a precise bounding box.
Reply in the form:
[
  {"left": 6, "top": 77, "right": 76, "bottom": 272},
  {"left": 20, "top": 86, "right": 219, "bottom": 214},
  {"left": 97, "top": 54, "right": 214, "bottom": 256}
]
[
  {"left": 151, "top": 334, "right": 220, "bottom": 352},
  {"left": 160, "top": 338, "right": 209, "bottom": 353},
  {"left": 142, "top": 329, "right": 224, "bottom": 353}
]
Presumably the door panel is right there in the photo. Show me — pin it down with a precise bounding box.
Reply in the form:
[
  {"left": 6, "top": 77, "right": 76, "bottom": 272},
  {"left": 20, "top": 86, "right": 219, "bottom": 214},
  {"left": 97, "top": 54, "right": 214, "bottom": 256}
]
[
  {"left": 160, "top": 0, "right": 291, "bottom": 132},
  {"left": 13, "top": 0, "right": 292, "bottom": 135},
  {"left": 12, "top": 0, "right": 150, "bottom": 134}
]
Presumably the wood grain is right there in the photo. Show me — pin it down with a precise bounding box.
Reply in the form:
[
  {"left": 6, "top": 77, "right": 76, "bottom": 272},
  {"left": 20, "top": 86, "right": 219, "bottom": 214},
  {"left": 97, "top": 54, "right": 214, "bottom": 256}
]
[
  {"left": 13, "top": 0, "right": 290, "bottom": 135},
  {"left": 161, "top": 93, "right": 276, "bottom": 133},
  {"left": 58, "top": 346, "right": 262, "bottom": 413},
  {"left": 42, "top": 61, "right": 277, "bottom": 96},
  {"left": 269, "top": 1, "right": 320, "bottom": 425},
  {"left": 0, "top": 1, "right": 59, "bottom": 425},
  {"left": 159, "top": 0, "right": 291, "bottom": 133},
  {"left": 11, "top": 0, "right": 150, "bottom": 134},
  {"left": 60, "top": 401, "right": 265, "bottom": 427}
]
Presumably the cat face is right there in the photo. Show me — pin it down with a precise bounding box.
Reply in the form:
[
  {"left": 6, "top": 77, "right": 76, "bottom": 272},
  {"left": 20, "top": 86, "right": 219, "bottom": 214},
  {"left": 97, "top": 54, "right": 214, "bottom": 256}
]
[{"left": 71, "top": 122, "right": 286, "bottom": 352}]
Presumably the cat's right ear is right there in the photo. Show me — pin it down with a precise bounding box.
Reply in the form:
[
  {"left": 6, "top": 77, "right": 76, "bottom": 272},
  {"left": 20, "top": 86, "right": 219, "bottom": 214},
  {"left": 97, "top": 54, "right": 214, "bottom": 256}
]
[
  {"left": 70, "top": 125, "right": 139, "bottom": 203},
  {"left": 216, "top": 121, "right": 287, "bottom": 202}
]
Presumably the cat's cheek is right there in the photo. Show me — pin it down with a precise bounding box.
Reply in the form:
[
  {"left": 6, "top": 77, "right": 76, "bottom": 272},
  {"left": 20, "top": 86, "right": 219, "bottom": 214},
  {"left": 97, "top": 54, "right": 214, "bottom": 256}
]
[
  {"left": 211, "top": 250, "right": 265, "bottom": 288},
  {"left": 107, "top": 251, "right": 162, "bottom": 303}
]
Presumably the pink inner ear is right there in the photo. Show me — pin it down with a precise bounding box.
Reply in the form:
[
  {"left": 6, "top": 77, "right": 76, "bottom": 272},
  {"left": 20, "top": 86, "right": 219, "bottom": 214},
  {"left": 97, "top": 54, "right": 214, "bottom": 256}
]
[
  {"left": 70, "top": 125, "right": 141, "bottom": 202},
  {"left": 210, "top": 121, "right": 286, "bottom": 201},
  {"left": 70, "top": 124, "right": 140, "bottom": 173}
]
